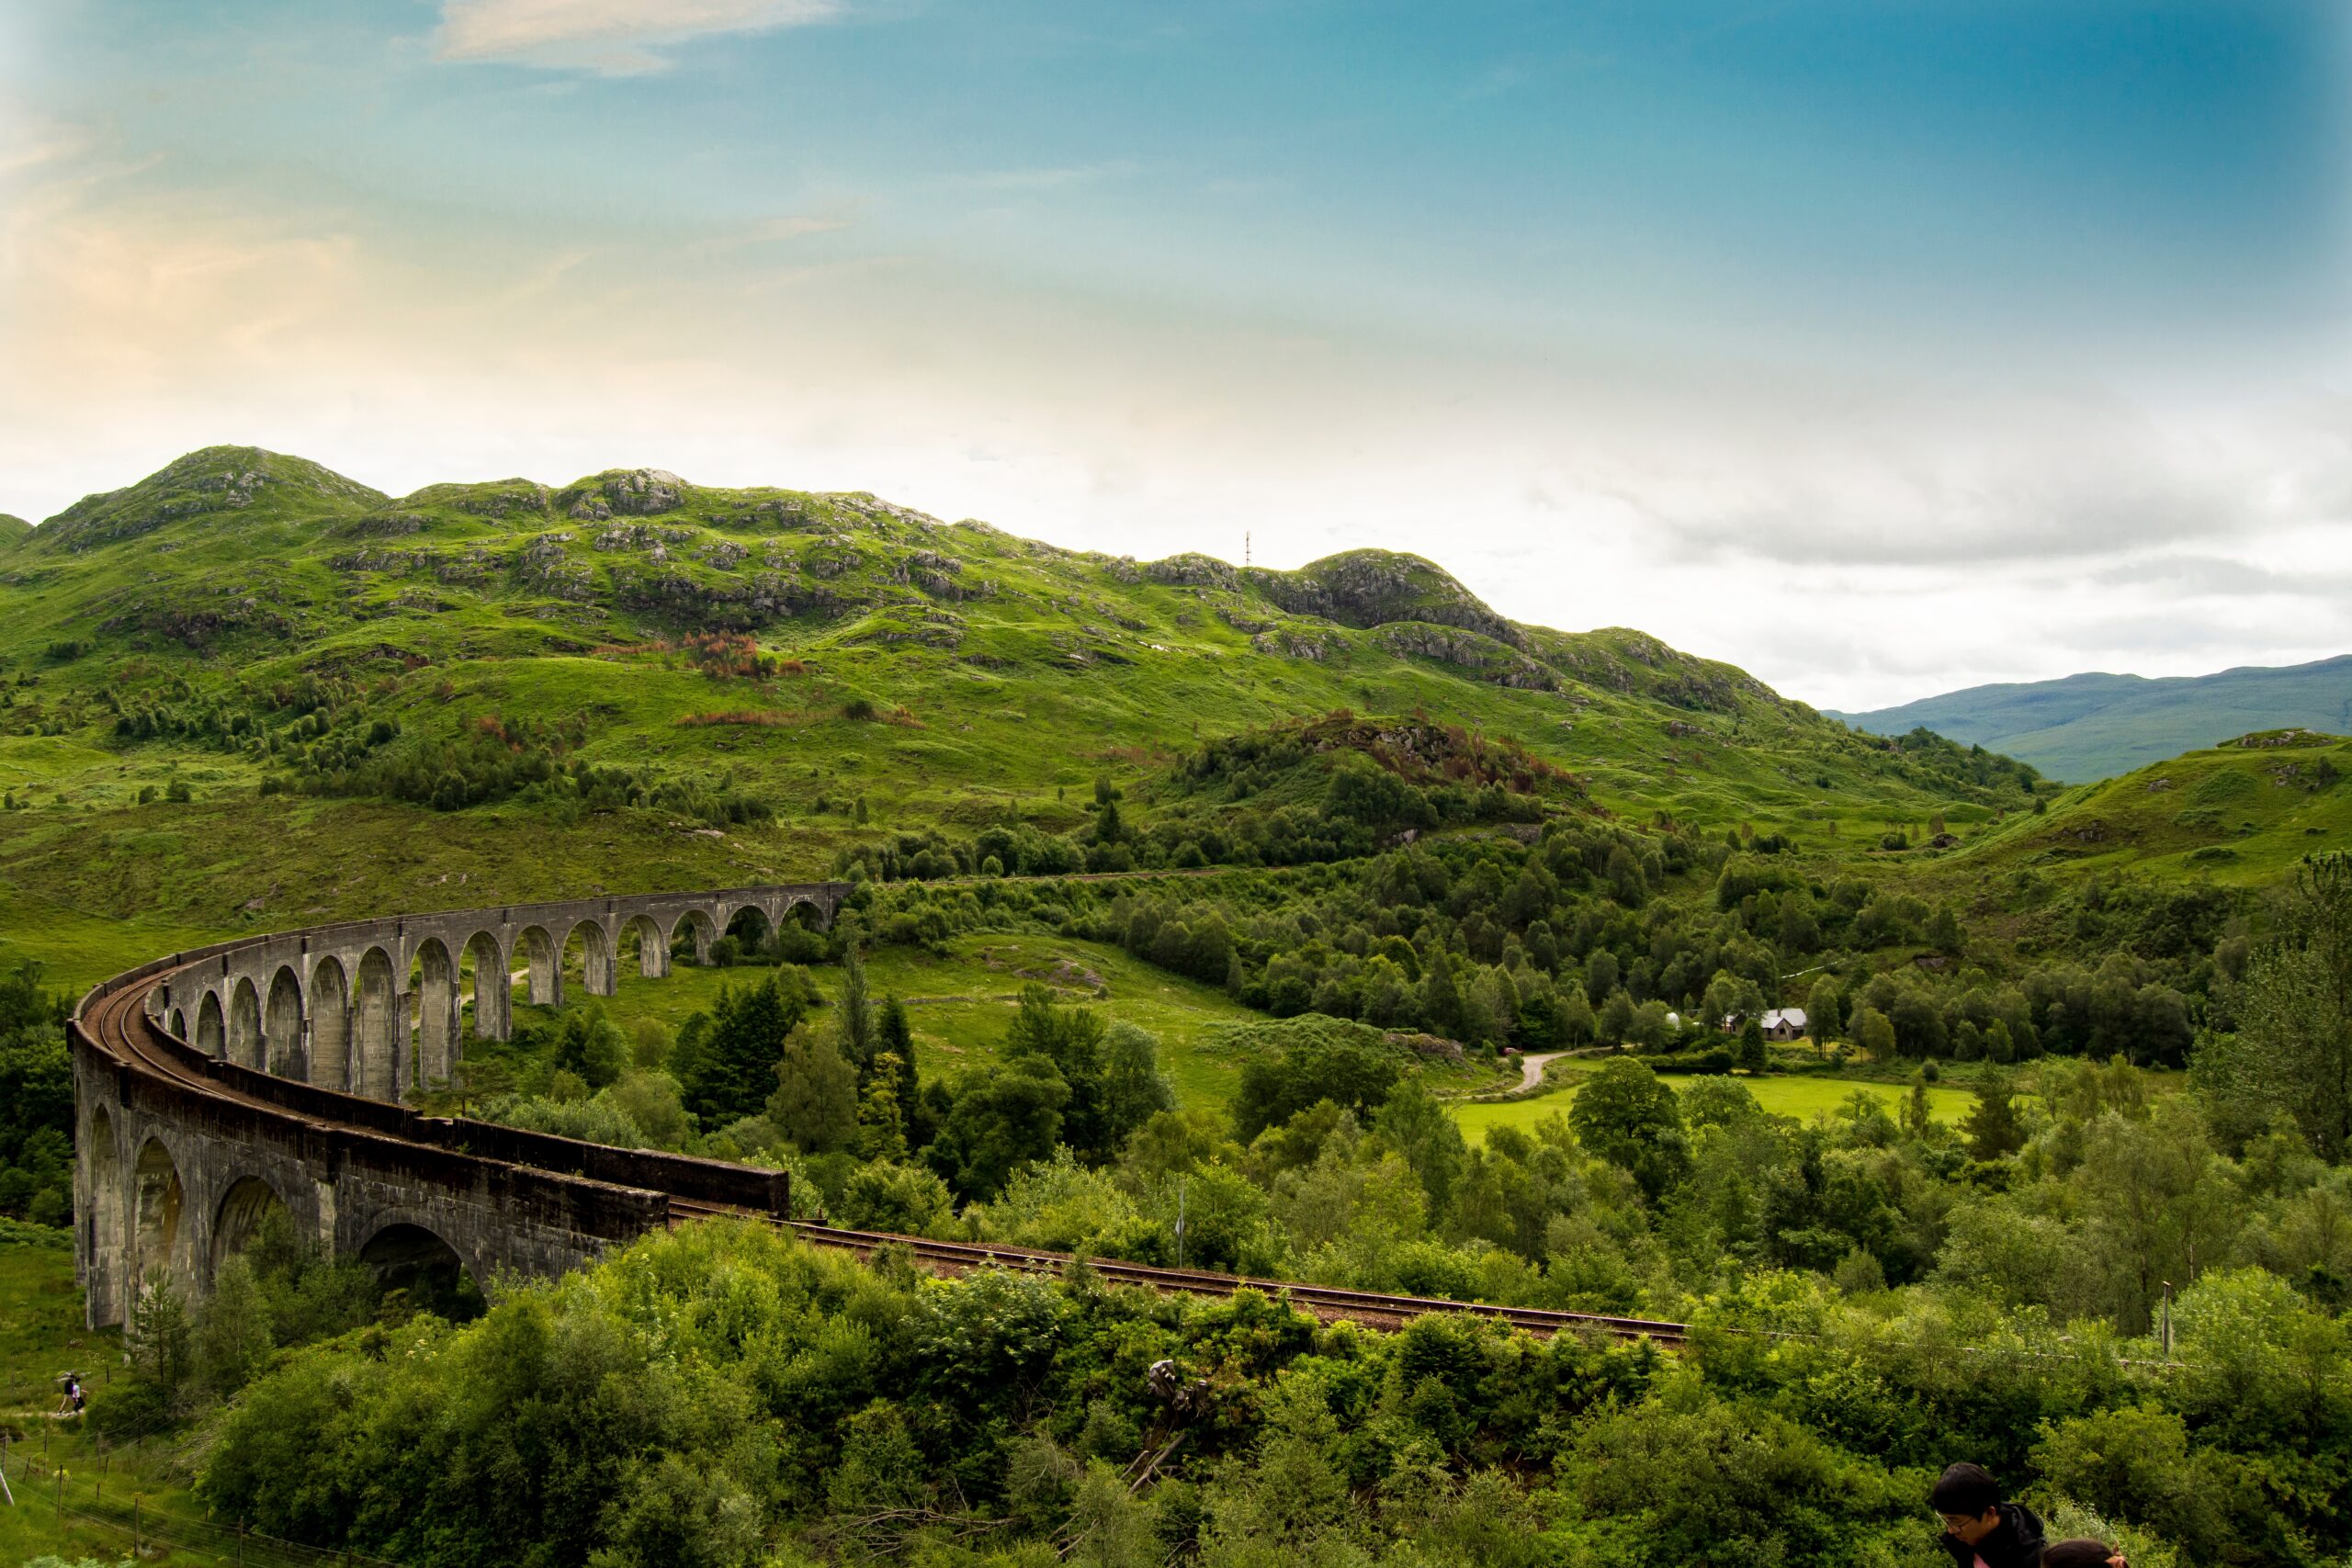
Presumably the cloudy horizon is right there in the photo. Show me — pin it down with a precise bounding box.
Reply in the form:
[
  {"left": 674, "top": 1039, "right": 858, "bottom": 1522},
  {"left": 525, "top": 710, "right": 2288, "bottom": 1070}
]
[{"left": 3, "top": 0, "right": 2346, "bottom": 713}]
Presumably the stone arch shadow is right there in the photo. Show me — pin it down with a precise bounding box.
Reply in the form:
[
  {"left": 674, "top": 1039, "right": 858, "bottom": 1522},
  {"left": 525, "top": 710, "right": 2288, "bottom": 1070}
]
[
  {"left": 211, "top": 1173, "right": 292, "bottom": 1277},
  {"left": 459, "top": 929, "right": 509, "bottom": 1042},
  {"left": 353, "top": 946, "right": 401, "bottom": 1100},
  {"left": 228, "top": 976, "right": 263, "bottom": 1069},
  {"left": 409, "top": 936, "right": 460, "bottom": 1089},
  {"left": 131, "top": 1133, "right": 193, "bottom": 1290},
  {"left": 669, "top": 908, "right": 717, "bottom": 965},
  {"left": 620, "top": 913, "right": 669, "bottom": 978},
  {"left": 559, "top": 918, "right": 616, "bottom": 999},
  {"left": 354, "top": 1211, "right": 488, "bottom": 1320},
  {"left": 515, "top": 924, "right": 561, "bottom": 1008},
  {"left": 310, "top": 954, "right": 352, "bottom": 1092},
  {"left": 264, "top": 964, "right": 306, "bottom": 1079}
]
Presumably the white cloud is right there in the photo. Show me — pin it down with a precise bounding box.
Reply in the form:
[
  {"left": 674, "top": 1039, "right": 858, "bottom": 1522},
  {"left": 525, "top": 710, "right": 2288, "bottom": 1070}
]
[
  {"left": 2, "top": 135, "right": 2345, "bottom": 715},
  {"left": 435, "top": 0, "right": 842, "bottom": 74}
]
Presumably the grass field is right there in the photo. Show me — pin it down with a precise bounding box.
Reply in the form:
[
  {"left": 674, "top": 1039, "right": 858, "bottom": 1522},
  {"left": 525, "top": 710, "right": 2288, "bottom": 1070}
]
[
  {"left": 0, "top": 1226, "right": 239, "bottom": 1566},
  {"left": 543, "top": 933, "right": 1277, "bottom": 1110},
  {"left": 1450, "top": 1071, "right": 1977, "bottom": 1145},
  {"left": 0, "top": 879, "right": 223, "bottom": 997}
]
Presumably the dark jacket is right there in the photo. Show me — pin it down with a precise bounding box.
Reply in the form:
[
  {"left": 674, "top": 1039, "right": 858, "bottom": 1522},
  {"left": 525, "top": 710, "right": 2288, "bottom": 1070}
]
[{"left": 1939, "top": 1503, "right": 2046, "bottom": 1568}]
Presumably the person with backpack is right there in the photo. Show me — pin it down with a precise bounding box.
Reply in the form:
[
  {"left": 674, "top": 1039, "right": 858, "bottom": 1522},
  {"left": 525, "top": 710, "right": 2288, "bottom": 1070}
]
[{"left": 1931, "top": 1462, "right": 2046, "bottom": 1568}]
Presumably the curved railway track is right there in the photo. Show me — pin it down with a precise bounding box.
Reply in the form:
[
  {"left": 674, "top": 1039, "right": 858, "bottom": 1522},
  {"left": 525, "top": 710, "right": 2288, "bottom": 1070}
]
[{"left": 81, "top": 951, "right": 1690, "bottom": 1348}]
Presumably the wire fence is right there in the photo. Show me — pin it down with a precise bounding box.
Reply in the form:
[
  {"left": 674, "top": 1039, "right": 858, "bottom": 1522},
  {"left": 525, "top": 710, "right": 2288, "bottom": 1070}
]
[{"left": 4, "top": 1443, "right": 408, "bottom": 1568}]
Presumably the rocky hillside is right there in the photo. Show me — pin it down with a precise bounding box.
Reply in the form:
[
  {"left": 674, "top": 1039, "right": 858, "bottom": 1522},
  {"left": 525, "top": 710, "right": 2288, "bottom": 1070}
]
[
  {"left": 5, "top": 449, "right": 1780, "bottom": 716},
  {"left": 0, "top": 446, "right": 2052, "bottom": 927}
]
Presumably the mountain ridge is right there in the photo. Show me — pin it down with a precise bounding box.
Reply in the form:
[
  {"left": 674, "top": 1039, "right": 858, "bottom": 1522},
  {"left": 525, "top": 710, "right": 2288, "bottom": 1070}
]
[
  {"left": 1830, "top": 654, "right": 2352, "bottom": 782},
  {"left": 7, "top": 446, "right": 1800, "bottom": 723}
]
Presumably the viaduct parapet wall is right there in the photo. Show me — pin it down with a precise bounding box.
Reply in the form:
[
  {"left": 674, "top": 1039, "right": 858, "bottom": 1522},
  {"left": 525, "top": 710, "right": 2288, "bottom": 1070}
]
[{"left": 72, "top": 881, "right": 845, "bottom": 1328}]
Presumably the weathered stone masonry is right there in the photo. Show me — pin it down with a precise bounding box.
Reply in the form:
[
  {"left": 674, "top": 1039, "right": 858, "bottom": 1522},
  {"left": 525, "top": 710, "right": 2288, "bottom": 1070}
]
[{"left": 72, "top": 881, "right": 844, "bottom": 1329}]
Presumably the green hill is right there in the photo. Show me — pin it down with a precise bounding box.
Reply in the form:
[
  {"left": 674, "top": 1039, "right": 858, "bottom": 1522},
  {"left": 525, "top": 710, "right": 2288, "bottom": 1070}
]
[
  {"left": 1953, "top": 726, "right": 2351, "bottom": 887},
  {"left": 0, "top": 446, "right": 2047, "bottom": 932},
  {"left": 1830, "top": 656, "right": 2352, "bottom": 782},
  {"left": 0, "top": 514, "right": 28, "bottom": 546}
]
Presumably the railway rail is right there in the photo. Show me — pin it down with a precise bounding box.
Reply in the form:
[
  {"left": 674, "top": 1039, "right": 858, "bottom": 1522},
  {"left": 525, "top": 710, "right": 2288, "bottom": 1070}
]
[
  {"left": 78, "top": 947, "right": 1689, "bottom": 1348},
  {"left": 673, "top": 1201, "right": 1689, "bottom": 1345}
]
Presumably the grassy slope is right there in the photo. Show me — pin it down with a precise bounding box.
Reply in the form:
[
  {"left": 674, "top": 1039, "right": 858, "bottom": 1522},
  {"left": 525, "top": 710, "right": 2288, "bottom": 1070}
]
[
  {"left": 1940, "top": 729, "right": 2352, "bottom": 891},
  {"left": 563, "top": 933, "right": 1291, "bottom": 1110},
  {"left": 1833, "top": 656, "right": 2352, "bottom": 782},
  {"left": 0, "top": 446, "right": 2041, "bottom": 941},
  {"left": 0, "top": 1232, "right": 236, "bottom": 1567}
]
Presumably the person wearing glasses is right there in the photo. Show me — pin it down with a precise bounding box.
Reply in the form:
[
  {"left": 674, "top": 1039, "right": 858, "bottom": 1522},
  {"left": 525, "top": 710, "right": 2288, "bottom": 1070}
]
[{"left": 1931, "top": 1463, "right": 2046, "bottom": 1568}]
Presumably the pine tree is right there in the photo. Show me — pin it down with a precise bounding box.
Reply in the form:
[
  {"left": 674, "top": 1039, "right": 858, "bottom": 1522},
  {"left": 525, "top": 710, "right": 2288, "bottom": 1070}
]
[
  {"left": 128, "top": 1275, "right": 194, "bottom": 1408},
  {"left": 1902, "top": 1071, "right": 1933, "bottom": 1139},
  {"left": 1560, "top": 985, "right": 1596, "bottom": 1044},
  {"left": 1736, "top": 1015, "right": 1768, "bottom": 1073},
  {"left": 684, "top": 976, "right": 806, "bottom": 1122},
  {"left": 856, "top": 1052, "right": 910, "bottom": 1161},
  {"left": 1962, "top": 1067, "right": 2025, "bottom": 1160},
  {"left": 1420, "top": 948, "right": 1466, "bottom": 1039},
  {"left": 876, "top": 994, "right": 919, "bottom": 1113},
  {"left": 1806, "top": 982, "right": 1841, "bottom": 1052},
  {"left": 768, "top": 1024, "right": 861, "bottom": 1155},
  {"left": 197, "top": 1252, "right": 276, "bottom": 1396},
  {"left": 1598, "top": 988, "right": 1635, "bottom": 1046},
  {"left": 838, "top": 919, "right": 875, "bottom": 1075}
]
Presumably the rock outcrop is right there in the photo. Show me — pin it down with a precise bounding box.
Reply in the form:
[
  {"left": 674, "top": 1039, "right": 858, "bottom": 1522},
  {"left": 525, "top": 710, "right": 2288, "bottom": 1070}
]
[
  {"left": 1373, "top": 623, "right": 1556, "bottom": 690},
  {"left": 557, "top": 468, "right": 689, "bottom": 521},
  {"left": 1254, "top": 549, "right": 1520, "bottom": 645}
]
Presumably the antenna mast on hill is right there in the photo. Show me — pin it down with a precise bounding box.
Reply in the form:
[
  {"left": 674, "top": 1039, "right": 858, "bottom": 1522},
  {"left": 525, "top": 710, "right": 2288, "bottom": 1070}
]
[{"left": 1245, "top": 530, "right": 1251, "bottom": 569}]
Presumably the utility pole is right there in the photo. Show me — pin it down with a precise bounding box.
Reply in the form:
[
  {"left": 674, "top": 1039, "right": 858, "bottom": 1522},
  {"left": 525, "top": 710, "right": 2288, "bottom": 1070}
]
[{"left": 2160, "top": 1280, "right": 2174, "bottom": 1359}]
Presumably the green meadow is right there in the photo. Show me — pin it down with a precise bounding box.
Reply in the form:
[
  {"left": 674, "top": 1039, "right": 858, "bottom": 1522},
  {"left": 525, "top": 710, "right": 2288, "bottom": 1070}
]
[{"left": 1449, "top": 1069, "right": 1978, "bottom": 1145}]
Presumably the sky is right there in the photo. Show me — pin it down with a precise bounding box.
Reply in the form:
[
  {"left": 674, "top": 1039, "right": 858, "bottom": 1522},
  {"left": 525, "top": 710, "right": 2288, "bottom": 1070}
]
[{"left": 1, "top": 0, "right": 2346, "bottom": 711}]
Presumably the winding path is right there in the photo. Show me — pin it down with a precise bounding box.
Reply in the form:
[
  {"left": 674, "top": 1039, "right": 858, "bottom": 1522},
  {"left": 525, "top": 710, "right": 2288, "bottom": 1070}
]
[{"left": 1514, "top": 1051, "right": 1567, "bottom": 1093}]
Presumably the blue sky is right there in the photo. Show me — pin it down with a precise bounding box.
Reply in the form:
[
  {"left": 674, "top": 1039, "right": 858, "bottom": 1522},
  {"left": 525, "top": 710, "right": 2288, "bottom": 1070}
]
[{"left": 1, "top": 0, "right": 2346, "bottom": 707}]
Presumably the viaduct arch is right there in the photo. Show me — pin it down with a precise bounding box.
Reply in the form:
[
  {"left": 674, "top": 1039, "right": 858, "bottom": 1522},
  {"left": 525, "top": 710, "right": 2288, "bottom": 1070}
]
[{"left": 71, "top": 881, "right": 844, "bottom": 1328}]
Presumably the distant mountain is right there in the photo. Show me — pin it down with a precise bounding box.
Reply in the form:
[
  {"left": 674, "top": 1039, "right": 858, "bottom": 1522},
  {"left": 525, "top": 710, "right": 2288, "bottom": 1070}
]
[
  {"left": 1830, "top": 657, "right": 2352, "bottom": 781},
  {"left": 0, "top": 513, "right": 29, "bottom": 545}
]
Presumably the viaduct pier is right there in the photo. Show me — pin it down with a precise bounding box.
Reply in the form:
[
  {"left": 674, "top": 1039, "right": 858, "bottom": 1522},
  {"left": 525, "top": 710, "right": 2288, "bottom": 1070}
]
[{"left": 69, "top": 882, "right": 844, "bottom": 1327}]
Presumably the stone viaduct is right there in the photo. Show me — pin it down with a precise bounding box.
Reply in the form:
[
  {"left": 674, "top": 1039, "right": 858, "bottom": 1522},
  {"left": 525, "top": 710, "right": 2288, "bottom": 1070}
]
[{"left": 71, "top": 881, "right": 846, "bottom": 1329}]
